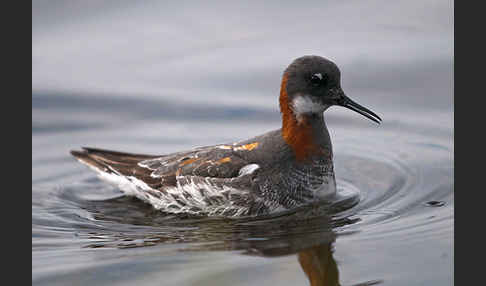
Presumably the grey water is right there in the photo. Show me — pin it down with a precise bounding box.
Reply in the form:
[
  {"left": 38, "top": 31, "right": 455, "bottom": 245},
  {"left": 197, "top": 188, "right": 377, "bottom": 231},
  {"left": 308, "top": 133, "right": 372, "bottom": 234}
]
[{"left": 32, "top": 1, "right": 453, "bottom": 285}]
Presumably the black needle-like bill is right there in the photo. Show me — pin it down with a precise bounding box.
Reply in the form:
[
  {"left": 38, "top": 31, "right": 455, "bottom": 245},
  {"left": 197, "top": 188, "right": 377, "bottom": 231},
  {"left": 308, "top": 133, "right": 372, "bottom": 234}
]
[{"left": 338, "top": 95, "right": 382, "bottom": 124}]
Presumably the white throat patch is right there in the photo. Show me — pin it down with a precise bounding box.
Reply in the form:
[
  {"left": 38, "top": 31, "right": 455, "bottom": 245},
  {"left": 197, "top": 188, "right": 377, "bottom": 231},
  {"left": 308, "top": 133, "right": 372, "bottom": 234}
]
[{"left": 291, "top": 95, "right": 328, "bottom": 116}]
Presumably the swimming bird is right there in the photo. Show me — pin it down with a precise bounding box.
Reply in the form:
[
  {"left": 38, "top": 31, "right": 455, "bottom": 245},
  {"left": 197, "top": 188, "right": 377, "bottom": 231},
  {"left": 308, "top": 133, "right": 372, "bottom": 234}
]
[{"left": 71, "top": 55, "right": 381, "bottom": 217}]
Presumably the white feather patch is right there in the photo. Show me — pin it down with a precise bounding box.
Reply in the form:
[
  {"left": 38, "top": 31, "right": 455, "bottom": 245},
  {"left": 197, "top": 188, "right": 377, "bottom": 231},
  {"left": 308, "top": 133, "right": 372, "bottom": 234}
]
[
  {"left": 238, "top": 164, "right": 260, "bottom": 176},
  {"left": 291, "top": 95, "right": 328, "bottom": 115}
]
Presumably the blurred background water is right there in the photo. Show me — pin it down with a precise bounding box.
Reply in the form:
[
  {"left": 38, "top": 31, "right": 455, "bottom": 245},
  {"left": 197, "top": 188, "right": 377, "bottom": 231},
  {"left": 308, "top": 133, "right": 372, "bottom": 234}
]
[{"left": 32, "top": 1, "right": 453, "bottom": 285}]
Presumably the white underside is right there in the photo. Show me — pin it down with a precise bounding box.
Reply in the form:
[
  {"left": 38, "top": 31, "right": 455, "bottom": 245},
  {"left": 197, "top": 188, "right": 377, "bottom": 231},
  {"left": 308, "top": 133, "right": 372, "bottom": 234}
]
[
  {"left": 80, "top": 160, "right": 269, "bottom": 216},
  {"left": 77, "top": 157, "right": 334, "bottom": 217}
]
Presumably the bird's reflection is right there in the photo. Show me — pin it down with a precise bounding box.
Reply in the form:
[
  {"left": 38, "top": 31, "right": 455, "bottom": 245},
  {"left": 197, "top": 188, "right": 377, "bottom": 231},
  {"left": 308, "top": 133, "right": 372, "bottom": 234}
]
[
  {"left": 79, "top": 195, "right": 380, "bottom": 286},
  {"left": 298, "top": 244, "right": 339, "bottom": 286}
]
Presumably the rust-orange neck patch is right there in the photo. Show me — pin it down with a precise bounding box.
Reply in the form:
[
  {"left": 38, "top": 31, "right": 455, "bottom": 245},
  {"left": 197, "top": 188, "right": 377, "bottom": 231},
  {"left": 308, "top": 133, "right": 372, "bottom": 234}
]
[{"left": 280, "top": 73, "right": 322, "bottom": 161}]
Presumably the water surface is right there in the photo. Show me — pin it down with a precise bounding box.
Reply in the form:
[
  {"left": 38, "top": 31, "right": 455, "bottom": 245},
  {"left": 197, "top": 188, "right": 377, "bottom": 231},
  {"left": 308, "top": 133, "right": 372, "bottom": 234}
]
[{"left": 32, "top": 1, "right": 453, "bottom": 285}]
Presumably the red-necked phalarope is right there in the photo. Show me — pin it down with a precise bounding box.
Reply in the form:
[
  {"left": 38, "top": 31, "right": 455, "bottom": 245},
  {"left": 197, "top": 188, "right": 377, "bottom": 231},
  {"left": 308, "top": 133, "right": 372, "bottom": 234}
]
[{"left": 71, "top": 55, "right": 381, "bottom": 217}]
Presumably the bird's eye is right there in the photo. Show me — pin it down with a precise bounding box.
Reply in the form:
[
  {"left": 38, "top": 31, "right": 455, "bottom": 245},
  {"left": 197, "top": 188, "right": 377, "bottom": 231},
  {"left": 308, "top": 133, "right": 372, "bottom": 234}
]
[{"left": 310, "top": 73, "right": 326, "bottom": 86}]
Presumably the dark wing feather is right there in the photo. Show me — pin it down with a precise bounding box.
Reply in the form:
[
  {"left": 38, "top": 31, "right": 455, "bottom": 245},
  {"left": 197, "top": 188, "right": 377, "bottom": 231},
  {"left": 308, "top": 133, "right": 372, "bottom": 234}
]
[
  {"left": 71, "top": 145, "right": 251, "bottom": 190},
  {"left": 71, "top": 147, "right": 167, "bottom": 187},
  {"left": 139, "top": 146, "right": 250, "bottom": 179}
]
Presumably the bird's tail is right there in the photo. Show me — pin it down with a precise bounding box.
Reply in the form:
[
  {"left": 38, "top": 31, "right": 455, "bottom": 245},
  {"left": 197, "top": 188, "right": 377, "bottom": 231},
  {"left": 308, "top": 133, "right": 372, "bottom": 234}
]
[{"left": 70, "top": 147, "right": 158, "bottom": 174}]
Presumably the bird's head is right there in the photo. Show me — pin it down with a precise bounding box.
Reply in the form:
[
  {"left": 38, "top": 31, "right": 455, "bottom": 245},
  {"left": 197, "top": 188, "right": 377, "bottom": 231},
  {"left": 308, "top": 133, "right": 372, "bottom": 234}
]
[{"left": 280, "top": 55, "right": 381, "bottom": 124}]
